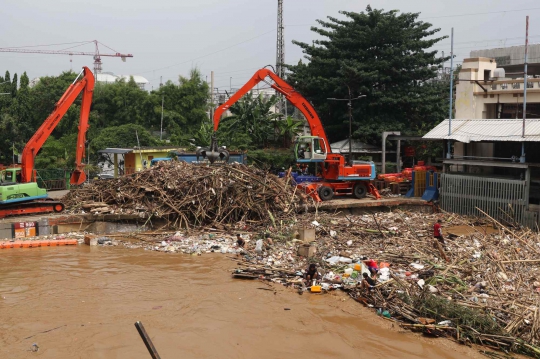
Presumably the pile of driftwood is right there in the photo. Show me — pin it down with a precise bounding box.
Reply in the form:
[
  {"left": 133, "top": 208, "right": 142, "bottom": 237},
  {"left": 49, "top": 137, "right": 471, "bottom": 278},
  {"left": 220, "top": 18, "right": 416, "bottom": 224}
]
[
  {"left": 233, "top": 210, "right": 540, "bottom": 356},
  {"left": 63, "top": 162, "right": 303, "bottom": 228}
]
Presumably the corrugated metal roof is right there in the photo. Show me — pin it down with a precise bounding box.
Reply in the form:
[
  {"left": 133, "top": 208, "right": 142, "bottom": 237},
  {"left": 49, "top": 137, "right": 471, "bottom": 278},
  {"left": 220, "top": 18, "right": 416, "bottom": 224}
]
[
  {"left": 330, "top": 139, "right": 379, "bottom": 153},
  {"left": 422, "top": 119, "right": 540, "bottom": 143}
]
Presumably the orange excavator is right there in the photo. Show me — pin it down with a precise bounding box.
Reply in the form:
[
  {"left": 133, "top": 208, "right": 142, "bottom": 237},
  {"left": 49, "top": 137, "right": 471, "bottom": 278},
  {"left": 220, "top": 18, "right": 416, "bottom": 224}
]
[
  {"left": 0, "top": 66, "right": 95, "bottom": 218},
  {"left": 207, "top": 67, "right": 380, "bottom": 202}
]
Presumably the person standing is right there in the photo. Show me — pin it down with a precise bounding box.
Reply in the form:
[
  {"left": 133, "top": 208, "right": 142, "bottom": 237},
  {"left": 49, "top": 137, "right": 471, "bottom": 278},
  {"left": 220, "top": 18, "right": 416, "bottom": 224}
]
[
  {"left": 433, "top": 219, "right": 449, "bottom": 262},
  {"left": 433, "top": 219, "right": 445, "bottom": 244}
]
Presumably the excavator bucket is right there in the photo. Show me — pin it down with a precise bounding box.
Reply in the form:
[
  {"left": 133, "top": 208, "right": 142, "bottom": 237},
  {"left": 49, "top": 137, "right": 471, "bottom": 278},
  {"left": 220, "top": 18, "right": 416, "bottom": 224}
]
[
  {"left": 70, "top": 170, "right": 86, "bottom": 186},
  {"left": 297, "top": 183, "right": 322, "bottom": 202}
]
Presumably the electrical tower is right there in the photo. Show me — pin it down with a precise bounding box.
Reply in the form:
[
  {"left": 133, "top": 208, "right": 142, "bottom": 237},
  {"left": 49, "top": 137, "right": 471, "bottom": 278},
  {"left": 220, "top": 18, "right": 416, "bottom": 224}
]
[
  {"left": 0, "top": 40, "right": 133, "bottom": 75},
  {"left": 276, "top": 0, "right": 287, "bottom": 116}
]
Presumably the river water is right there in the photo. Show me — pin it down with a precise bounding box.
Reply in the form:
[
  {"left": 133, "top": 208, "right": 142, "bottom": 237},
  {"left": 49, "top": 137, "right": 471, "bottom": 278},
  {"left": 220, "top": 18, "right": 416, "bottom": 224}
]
[{"left": 0, "top": 246, "right": 483, "bottom": 359}]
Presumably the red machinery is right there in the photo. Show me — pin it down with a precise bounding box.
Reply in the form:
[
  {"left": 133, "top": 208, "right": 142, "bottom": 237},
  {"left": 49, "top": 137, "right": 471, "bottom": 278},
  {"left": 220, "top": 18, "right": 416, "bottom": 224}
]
[
  {"left": 0, "top": 66, "right": 95, "bottom": 218},
  {"left": 21, "top": 66, "right": 94, "bottom": 185},
  {"left": 211, "top": 67, "right": 380, "bottom": 201}
]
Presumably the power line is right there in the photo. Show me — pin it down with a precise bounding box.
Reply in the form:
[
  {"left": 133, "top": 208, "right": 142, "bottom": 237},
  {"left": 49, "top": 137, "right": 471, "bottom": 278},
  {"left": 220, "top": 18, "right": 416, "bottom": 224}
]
[
  {"left": 434, "top": 34, "right": 540, "bottom": 47},
  {"left": 138, "top": 29, "right": 276, "bottom": 74},
  {"left": 284, "top": 6, "right": 540, "bottom": 28},
  {"left": 423, "top": 7, "right": 540, "bottom": 19}
]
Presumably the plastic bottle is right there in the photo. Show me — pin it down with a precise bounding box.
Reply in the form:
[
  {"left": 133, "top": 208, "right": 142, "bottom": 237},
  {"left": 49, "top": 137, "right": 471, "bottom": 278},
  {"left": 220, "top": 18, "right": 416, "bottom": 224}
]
[{"left": 344, "top": 268, "right": 353, "bottom": 276}]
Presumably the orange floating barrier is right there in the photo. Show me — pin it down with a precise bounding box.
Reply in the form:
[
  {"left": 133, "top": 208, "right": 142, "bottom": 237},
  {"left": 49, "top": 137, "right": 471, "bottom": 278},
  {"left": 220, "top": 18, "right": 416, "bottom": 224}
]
[{"left": 0, "top": 239, "right": 78, "bottom": 249}]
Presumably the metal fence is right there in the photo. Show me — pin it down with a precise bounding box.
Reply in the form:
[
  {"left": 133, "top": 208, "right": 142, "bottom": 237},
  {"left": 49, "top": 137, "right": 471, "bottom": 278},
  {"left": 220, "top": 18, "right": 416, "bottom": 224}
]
[
  {"left": 440, "top": 173, "right": 538, "bottom": 229},
  {"left": 36, "top": 169, "right": 67, "bottom": 191}
]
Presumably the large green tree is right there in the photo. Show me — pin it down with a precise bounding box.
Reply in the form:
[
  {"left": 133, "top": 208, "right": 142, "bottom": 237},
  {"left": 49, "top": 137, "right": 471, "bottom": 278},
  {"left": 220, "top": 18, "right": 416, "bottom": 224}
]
[
  {"left": 287, "top": 6, "right": 448, "bottom": 145},
  {"left": 157, "top": 68, "right": 210, "bottom": 143}
]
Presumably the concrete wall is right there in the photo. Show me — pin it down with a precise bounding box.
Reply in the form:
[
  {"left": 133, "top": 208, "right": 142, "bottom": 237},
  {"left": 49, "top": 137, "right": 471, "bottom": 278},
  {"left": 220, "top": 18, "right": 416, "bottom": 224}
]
[
  {"left": 471, "top": 44, "right": 540, "bottom": 66},
  {"left": 455, "top": 58, "right": 498, "bottom": 119}
]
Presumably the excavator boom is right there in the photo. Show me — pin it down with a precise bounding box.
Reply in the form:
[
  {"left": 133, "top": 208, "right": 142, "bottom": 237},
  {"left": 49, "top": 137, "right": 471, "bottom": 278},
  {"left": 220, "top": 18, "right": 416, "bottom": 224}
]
[
  {"left": 20, "top": 66, "right": 95, "bottom": 185},
  {"left": 213, "top": 68, "right": 331, "bottom": 154}
]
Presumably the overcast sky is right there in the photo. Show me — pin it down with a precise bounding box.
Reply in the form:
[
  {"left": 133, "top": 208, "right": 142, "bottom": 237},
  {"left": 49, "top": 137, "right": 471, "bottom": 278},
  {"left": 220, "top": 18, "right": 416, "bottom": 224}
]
[{"left": 1, "top": 0, "right": 539, "bottom": 91}]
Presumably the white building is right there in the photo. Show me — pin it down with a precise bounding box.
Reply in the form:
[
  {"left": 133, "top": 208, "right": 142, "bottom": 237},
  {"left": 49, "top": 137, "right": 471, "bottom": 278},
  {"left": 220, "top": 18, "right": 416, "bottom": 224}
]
[{"left": 96, "top": 72, "right": 149, "bottom": 90}]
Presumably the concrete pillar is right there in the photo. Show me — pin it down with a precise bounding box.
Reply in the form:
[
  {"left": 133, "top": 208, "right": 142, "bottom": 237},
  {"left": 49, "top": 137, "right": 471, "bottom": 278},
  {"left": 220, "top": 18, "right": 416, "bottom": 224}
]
[
  {"left": 381, "top": 131, "right": 401, "bottom": 174},
  {"left": 114, "top": 153, "right": 118, "bottom": 178},
  {"left": 396, "top": 140, "right": 401, "bottom": 172}
]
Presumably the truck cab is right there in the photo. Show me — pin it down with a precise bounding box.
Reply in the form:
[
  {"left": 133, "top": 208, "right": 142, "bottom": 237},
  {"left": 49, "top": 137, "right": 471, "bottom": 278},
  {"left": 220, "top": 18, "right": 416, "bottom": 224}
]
[
  {"left": 295, "top": 136, "right": 328, "bottom": 163},
  {"left": 2, "top": 168, "right": 22, "bottom": 183}
]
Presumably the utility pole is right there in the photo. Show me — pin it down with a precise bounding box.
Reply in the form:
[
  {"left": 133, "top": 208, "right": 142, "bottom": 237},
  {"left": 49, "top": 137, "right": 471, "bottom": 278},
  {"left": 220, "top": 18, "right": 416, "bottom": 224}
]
[
  {"left": 160, "top": 96, "right": 164, "bottom": 141},
  {"left": 328, "top": 86, "right": 366, "bottom": 166},
  {"left": 210, "top": 71, "right": 215, "bottom": 122},
  {"left": 276, "top": 0, "right": 286, "bottom": 117},
  {"left": 447, "top": 28, "right": 454, "bottom": 159},
  {"left": 521, "top": 16, "right": 529, "bottom": 163}
]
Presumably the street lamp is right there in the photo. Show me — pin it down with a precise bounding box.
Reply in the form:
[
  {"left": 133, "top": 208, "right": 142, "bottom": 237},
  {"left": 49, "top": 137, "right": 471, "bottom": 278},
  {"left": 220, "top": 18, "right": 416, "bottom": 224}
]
[{"left": 328, "top": 86, "right": 366, "bottom": 165}]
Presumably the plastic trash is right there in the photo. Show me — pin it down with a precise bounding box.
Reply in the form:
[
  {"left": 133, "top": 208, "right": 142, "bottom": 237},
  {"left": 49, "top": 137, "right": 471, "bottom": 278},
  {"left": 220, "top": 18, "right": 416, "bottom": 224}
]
[
  {"left": 382, "top": 310, "right": 391, "bottom": 318},
  {"left": 330, "top": 230, "right": 337, "bottom": 237},
  {"left": 378, "top": 267, "right": 390, "bottom": 282},
  {"left": 427, "top": 285, "right": 438, "bottom": 293},
  {"left": 344, "top": 268, "right": 354, "bottom": 276},
  {"left": 410, "top": 263, "right": 424, "bottom": 270},
  {"left": 325, "top": 256, "right": 352, "bottom": 264},
  {"left": 255, "top": 239, "right": 263, "bottom": 253},
  {"left": 417, "top": 279, "right": 425, "bottom": 288},
  {"left": 346, "top": 240, "right": 353, "bottom": 246},
  {"left": 438, "top": 320, "right": 452, "bottom": 326}
]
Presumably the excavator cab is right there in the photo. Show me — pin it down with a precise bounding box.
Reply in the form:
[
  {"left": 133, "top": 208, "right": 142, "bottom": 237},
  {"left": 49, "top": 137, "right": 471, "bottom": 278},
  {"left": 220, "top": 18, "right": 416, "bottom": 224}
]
[{"left": 295, "top": 136, "right": 327, "bottom": 163}]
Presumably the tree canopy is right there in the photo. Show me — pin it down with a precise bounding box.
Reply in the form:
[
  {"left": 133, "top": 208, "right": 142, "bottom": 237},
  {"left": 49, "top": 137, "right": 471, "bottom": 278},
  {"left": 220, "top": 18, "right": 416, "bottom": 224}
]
[
  {"left": 287, "top": 6, "right": 448, "bottom": 144},
  {"left": 0, "top": 68, "right": 210, "bottom": 168}
]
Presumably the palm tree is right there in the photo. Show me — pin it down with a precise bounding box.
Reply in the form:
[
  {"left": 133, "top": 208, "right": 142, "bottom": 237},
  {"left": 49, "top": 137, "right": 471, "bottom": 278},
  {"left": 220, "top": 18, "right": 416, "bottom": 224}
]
[
  {"left": 219, "top": 93, "right": 281, "bottom": 148},
  {"left": 277, "top": 116, "right": 304, "bottom": 148}
]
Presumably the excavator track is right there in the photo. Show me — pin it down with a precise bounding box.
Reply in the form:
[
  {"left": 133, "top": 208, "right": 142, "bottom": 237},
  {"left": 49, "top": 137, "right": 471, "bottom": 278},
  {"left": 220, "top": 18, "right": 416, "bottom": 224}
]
[{"left": 0, "top": 200, "right": 65, "bottom": 219}]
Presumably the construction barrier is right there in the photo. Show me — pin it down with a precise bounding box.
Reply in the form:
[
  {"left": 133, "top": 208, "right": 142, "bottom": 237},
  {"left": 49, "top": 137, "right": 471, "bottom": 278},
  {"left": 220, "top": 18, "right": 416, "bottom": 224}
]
[{"left": 0, "top": 239, "right": 78, "bottom": 249}]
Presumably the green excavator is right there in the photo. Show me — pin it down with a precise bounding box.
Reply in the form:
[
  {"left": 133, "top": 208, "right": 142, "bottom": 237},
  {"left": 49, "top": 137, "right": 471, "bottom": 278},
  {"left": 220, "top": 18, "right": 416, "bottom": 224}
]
[{"left": 0, "top": 66, "right": 95, "bottom": 218}]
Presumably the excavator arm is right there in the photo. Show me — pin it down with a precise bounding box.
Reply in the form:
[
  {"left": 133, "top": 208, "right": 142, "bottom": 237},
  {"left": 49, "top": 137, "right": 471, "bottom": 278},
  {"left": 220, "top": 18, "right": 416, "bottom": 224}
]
[
  {"left": 213, "top": 68, "right": 331, "bottom": 153},
  {"left": 20, "top": 66, "right": 95, "bottom": 185}
]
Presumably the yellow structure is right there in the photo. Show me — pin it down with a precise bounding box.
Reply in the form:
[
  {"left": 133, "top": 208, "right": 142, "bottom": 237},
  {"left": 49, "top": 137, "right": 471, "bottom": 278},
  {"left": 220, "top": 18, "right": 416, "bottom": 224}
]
[{"left": 100, "top": 147, "right": 182, "bottom": 177}]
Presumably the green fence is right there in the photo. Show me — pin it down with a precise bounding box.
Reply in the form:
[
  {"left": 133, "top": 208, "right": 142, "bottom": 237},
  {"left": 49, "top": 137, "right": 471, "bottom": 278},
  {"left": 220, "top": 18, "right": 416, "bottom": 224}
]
[{"left": 36, "top": 169, "right": 68, "bottom": 191}]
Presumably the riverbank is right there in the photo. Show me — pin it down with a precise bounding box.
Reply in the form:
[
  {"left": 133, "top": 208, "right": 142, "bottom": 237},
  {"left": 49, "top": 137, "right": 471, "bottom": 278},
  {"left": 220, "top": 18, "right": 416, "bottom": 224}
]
[{"left": 3, "top": 206, "right": 540, "bottom": 357}]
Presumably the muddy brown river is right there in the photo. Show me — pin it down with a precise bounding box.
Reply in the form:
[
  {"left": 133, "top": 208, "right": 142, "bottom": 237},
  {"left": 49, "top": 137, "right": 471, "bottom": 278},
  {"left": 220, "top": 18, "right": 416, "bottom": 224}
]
[{"left": 0, "top": 246, "right": 484, "bottom": 358}]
